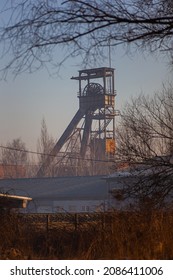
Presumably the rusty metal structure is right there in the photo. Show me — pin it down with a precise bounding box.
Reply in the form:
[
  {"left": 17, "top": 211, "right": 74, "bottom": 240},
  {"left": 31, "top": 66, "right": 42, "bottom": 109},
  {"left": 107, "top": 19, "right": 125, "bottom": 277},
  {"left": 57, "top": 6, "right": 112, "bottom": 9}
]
[{"left": 37, "top": 67, "right": 118, "bottom": 177}]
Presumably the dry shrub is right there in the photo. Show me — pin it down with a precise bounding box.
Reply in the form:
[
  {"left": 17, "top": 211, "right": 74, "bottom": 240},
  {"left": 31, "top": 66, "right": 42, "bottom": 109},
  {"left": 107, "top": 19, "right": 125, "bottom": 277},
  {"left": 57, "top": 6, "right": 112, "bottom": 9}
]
[
  {"left": 81, "top": 211, "right": 173, "bottom": 260},
  {"left": 1, "top": 210, "right": 173, "bottom": 259}
]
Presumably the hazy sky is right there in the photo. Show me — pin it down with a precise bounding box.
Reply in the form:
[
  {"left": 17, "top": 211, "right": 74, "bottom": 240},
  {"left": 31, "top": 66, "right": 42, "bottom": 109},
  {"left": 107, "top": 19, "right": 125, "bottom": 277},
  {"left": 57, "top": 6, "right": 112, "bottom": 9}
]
[
  {"left": 0, "top": 2, "right": 172, "bottom": 151},
  {"left": 0, "top": 47, "right": 172, "bottom": 151}
]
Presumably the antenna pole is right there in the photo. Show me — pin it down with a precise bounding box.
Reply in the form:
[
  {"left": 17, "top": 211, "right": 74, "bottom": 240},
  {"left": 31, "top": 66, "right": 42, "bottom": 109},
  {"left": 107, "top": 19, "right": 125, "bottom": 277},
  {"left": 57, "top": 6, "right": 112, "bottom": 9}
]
[{"left": 109, "top": 39, "right": 111, "bottom": 68}]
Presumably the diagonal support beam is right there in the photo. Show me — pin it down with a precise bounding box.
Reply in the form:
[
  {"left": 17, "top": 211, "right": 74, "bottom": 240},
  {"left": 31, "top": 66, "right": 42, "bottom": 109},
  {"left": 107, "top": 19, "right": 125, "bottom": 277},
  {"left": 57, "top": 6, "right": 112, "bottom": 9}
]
[
  {"left": 80, "top": 111, "right": 93, "bottom": 158},
  {"left": 37, "top": 109, "right": 84, "bottom": 177}
]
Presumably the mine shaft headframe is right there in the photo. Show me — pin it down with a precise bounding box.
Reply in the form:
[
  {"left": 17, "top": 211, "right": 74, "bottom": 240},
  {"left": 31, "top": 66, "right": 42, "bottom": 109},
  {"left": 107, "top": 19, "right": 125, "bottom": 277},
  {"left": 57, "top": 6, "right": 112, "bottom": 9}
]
[
  {"left": 71, "top": 67, "right": 116, "bottom": 112},
  {"left": 37, "top": 67, "right": 117, "bottom": 177},
  {"left": 71, "top": 67, "right": 116, "bottom": 96}
]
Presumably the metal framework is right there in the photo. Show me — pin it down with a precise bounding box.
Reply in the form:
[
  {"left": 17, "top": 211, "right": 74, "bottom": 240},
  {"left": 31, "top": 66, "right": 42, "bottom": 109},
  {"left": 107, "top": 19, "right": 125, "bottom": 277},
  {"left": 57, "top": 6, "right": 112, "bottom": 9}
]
[{"left": 37, "top": 67, "right": 117, "bottom": 177}]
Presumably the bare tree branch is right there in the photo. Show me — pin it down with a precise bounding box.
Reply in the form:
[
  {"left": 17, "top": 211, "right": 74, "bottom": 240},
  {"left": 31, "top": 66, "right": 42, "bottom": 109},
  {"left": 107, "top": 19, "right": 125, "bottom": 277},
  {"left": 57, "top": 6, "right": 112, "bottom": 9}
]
[
  {"left": 115, "top": 84, "right": 173, "bottom": 207},
  {"left": 0, "top": 0, "right": 172, "bottom": 77}
]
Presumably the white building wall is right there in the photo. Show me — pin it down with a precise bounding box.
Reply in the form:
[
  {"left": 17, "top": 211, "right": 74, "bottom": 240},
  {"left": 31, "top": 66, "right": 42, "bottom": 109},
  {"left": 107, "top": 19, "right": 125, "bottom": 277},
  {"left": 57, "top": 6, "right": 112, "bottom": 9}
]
[
  {"left": 53, "top": 200, "right": 108, "bottom": 213},
  {"left": 26, "top": 199, "right": 110, "bottom": 213},
  {"left": 25, "top": 196, "right": 132, "bottom": 214}
]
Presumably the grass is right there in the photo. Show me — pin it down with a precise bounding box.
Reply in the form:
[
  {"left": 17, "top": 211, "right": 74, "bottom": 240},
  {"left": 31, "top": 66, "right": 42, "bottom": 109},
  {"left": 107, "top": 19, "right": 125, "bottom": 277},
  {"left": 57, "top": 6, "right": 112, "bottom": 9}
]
[{"left": 0, "top": 210, "right": 173, "bottom": 259}]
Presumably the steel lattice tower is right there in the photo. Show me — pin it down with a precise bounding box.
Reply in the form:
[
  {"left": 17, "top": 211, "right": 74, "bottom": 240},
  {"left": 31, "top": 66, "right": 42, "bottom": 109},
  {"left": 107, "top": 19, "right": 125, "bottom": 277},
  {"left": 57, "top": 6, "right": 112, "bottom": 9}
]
[{"left": 37, "top": 67, "right": 117, "bottom": 177}]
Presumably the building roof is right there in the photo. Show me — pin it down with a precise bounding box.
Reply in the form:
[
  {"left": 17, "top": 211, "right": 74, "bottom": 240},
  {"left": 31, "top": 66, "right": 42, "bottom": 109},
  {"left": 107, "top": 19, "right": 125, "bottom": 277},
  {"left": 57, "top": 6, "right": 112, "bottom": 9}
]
[
  {"left": 0, "top": 176, "right": 109, "bottom": 201},
  {"left": 71, "top": 67, "right": 114, "bottom": 80},
  {"left": 0, "top": 193, "right": 32, "bottom": 209}
]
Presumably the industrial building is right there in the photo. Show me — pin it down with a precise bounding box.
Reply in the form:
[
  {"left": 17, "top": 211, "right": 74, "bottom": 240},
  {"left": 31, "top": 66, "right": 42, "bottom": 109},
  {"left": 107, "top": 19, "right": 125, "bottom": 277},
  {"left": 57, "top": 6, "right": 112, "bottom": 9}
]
[{"left": 0, "top": 175, "right": 131, "bottom": 213}]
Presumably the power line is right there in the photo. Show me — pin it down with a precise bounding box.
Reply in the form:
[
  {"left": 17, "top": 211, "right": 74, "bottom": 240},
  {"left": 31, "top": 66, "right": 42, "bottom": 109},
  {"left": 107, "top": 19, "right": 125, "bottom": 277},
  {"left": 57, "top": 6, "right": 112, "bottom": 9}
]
[{"left": 0, "top": 145, "right": 115, "bottom": 164}]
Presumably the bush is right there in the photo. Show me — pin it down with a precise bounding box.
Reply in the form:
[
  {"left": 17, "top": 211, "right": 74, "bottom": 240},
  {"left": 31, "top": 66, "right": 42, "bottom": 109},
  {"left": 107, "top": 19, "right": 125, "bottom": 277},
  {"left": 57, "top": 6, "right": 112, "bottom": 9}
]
[{"left": 0, "top": 210, "right": 173, "bottom": 259}]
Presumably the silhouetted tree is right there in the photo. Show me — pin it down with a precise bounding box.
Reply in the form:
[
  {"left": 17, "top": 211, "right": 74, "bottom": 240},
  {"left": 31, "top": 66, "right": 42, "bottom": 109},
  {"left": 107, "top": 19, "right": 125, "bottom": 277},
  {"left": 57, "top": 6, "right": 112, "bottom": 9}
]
[
  {"left": 37, "top": 118, "right": 55, "bottom": 177},
  {"left": 115, "top": 83, "right": 173, "bottom": 207},
  {"left": 1, "top": 138, "right": 28, "bottom": 178}
]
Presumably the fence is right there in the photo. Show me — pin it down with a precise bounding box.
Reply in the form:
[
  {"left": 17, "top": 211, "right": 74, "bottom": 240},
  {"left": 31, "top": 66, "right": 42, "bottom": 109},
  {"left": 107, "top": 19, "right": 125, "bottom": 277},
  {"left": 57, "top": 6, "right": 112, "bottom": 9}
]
[{"left": 19, "top": 212, "right": 116, "bottom": 232}]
